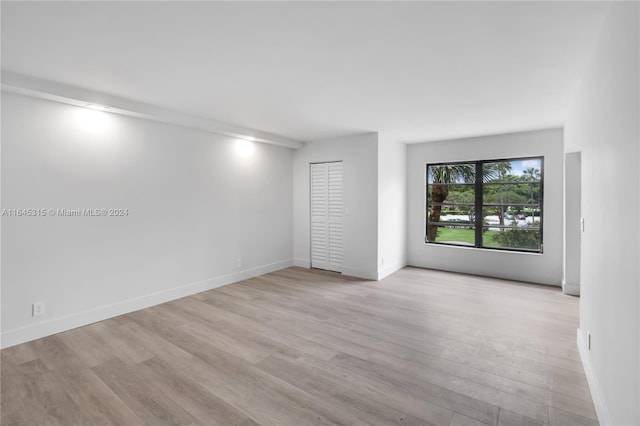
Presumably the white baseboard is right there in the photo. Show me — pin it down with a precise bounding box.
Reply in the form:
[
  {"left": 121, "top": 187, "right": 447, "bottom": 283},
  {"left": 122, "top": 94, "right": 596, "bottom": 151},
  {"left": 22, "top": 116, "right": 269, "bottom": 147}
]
[
  {"left": 341, "top": 265, "right": 378, "bottom": 280},
  {"left": 406, "top": 258, "right": 561, "bottom": 287},
  {"left": 577, "top": 328, "right": 610, "bottom": 425},
  {"left": 293, "top": 258, "right": 311, "bottom": 268},
  {"left": 562, "top": 280, "right": 581, "bottom": 296},
  {"left": 293, "top": 259, "right": 378, "bottom": 281},
  {"left": 377, "top": 260, "right": 407, "bottom": 280},
  {"left": 0, "top": 259, "right": 293, "bottom": 349}
]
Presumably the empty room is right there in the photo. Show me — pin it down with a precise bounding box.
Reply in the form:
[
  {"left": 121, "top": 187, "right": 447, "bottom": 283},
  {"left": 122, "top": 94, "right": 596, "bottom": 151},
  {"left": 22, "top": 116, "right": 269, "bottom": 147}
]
[{"left": 1, "top": 1, "right": 638, "bottom": 425}]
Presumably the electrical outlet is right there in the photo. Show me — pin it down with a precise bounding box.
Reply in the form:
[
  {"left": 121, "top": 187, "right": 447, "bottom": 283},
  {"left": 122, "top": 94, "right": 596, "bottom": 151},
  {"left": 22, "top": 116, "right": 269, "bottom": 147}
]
[
  {"left": 236, "top": 258, "right": 242, "bottom": 268},
  {"left": 32, "top": 302, "right": 45, "bottom": 317}
]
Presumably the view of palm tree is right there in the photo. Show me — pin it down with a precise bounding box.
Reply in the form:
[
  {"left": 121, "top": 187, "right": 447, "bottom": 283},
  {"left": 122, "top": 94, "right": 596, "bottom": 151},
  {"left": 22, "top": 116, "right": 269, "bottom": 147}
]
[{"left": 426, "top": 163, "right": 475, "bottom": 242}]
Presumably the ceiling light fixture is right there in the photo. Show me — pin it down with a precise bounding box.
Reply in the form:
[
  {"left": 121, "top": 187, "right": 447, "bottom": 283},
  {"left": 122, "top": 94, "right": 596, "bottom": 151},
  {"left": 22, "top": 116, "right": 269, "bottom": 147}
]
[
  {"left": 235, "top": 138, "right": 255, "bottom": 157},
  {"left": 86, "top": 103, "right": 109, "bottom": 111}
]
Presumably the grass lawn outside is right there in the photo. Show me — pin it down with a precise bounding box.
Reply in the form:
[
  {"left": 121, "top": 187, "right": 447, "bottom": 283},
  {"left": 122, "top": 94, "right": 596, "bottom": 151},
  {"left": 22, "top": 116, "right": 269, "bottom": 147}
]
[{"left": 435, "top": 227, "right": 502, "bottom": 247}]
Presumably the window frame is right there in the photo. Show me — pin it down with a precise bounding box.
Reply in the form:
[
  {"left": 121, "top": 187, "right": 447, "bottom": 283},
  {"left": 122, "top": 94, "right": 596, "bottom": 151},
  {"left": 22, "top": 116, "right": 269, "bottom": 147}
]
[{"left": 425, "top": 156, "right": 544, "bottom": 253}]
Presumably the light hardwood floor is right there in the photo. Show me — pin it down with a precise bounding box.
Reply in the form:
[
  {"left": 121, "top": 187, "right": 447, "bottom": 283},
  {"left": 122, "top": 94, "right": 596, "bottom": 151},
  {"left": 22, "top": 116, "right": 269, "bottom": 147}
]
[{"left": 1, "top": 267, "right": 598, "bottom": 426}]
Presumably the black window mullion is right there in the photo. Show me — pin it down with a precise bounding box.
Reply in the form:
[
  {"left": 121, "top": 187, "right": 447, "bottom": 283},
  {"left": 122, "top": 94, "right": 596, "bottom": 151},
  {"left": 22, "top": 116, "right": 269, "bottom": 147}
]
[{"left": 474, "top": 161, "right": 483, "bottom": 247}]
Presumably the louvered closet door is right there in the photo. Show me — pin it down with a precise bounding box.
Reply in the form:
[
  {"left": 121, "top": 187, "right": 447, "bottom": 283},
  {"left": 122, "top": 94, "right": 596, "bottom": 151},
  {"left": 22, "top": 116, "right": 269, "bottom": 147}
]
[{"left": 310, "top": 162, "right": 343, "bottom": 272}]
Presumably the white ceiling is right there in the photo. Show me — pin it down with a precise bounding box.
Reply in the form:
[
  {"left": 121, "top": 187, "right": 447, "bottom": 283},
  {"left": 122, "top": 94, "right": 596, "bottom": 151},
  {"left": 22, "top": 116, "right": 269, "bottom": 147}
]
[{"left": 1, "top": 1, "right": 611, "bottom": 143}]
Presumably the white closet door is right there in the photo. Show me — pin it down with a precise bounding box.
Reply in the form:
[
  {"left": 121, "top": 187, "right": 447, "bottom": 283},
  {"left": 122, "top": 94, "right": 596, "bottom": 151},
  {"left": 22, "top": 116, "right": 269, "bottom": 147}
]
[
  {"left": 310, "top": 162, "right": 343, "bottom": 272},
  {"left": 310, "top": 163, "right": 329, "bottom": 270}
]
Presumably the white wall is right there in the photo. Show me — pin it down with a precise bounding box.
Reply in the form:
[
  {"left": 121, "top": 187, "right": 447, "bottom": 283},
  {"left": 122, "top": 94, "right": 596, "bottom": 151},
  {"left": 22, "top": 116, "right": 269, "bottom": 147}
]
[
  {"left": 1, "top": 92, "right": 294, "bottom": 348},
  {"left": 377, "top": 134, "right": 407, "bottom": 279},
  {"left": 563, "top": 151, "right": 581, "bottom": 295},
  {"left": 407, "top": 128, "right": 564, "bottom": 286},
  {"left": 564, "top": 2, "right": 639, "bottom": 424},
  {"left": 293, "top": 133, "right": 378, "bottom": 280}
]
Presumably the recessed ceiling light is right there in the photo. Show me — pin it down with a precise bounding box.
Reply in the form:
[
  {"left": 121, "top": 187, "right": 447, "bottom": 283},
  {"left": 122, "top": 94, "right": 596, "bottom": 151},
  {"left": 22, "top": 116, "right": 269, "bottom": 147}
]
[{"left": 86, "top": 104, "right": 109, "bottom": 111}]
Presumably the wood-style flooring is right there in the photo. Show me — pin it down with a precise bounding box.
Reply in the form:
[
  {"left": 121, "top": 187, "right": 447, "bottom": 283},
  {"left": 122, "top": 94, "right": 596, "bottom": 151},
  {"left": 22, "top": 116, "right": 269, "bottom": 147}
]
[{"left": 1, "top": 267, "right": 598, "bottom": 426}]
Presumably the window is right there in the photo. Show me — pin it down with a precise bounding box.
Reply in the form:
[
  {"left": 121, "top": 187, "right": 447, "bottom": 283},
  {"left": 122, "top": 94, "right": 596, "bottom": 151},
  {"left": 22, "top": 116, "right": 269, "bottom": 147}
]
[{"left": 426, "top": 157, "right": 543, "bottom": 253}]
